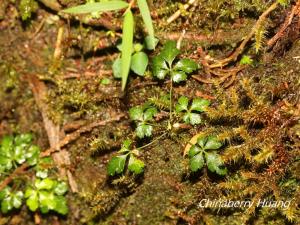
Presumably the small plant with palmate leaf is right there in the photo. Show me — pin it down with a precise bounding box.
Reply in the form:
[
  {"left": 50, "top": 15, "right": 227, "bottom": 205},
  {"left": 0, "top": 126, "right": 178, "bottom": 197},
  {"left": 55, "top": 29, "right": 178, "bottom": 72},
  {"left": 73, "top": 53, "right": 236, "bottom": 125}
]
[
  {"left": 0, "top": 134, "right": 69, "bottom": 215},
  {"left": 61, "top": 0, "right": 157, "bottom": 90},
  {"left": 107, "top": 139, "right": 145, "bottom": 176}
]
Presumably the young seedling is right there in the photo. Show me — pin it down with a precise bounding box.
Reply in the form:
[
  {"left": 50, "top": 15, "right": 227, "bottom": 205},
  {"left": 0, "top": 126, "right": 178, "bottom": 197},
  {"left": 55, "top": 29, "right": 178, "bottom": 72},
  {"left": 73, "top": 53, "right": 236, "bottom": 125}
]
[
  {"left": 129, "top": 104, "right": 158, "bottom": 138},
  {"left": 0, "top": 134, "right": 40, "bottom": 172},
  {"left": 25, "top": 178, "right": 68, "bottom": 215},
  {"left": 152, "top": 41, "right": 198, "bottom": 83},
  {"left": 175, "top": 96, "right": 210, "bottom": 125},
  {"left": 113, "top": 43, "right": 150, "bottom": 78},
  {"left": 0, "top": 187, "right": 23, "bottom": 213},
  {"left": 188, "top": 135, "right": 227, "bottom": 175},
  {"left": 107, "top": 139, "right": 145, "bottom": 176}
]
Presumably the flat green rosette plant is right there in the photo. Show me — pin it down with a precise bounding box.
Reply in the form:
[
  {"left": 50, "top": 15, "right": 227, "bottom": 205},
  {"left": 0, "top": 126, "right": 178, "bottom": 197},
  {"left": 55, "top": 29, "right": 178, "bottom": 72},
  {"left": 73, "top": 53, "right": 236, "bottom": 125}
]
[
  {"left": 0, "top": 187, "right": 23, "bottom": 213},
  {"left": 188, "top": 135, "right": 227, "bottom": 175},
  {"left": 129, "top": 104, "right": 158, "bottom": 138},
  {"left": 0, "top": 134, "right": 40, "bottom": 172},
  {"left": 175, "top": 96, "right": 210, "bottom": 125},
  {"left": 107, "top": 139, "right": 145, "bottom": 176},
  {"left": 153, "top": 41, "right": 199, "bottom": 83},
  {"left": 25, "top": 178, "right": 68, "bottom": 215}
]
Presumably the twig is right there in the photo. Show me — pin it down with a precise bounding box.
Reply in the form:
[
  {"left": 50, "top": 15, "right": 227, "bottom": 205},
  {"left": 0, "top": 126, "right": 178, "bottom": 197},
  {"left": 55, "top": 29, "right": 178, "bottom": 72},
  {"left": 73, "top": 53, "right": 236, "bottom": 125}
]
[
  {"left": 54, "top": 26, "right": 64, "bottom": 60},
  {"left": 167, "top": 0, "right": 197, "bottom": 24}
]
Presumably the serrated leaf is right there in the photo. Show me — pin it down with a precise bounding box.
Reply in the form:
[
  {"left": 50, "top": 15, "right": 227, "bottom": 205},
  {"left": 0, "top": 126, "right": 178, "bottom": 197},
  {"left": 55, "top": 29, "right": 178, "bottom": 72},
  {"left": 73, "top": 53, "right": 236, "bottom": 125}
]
[
  {"left": 39, "top": 191, "right": 56, "bottom": 210},
  {"left": 36, "top": 170, "right": 48, "bottom": 179},
  {"left": 175, "top": 96, "right": 189, "bottom": 112},
  {"left": 1, "top": 197, "right": 12, "bottom": 213},
  {"left": 0, "top": 136, "right": 13, "bottom": 154},
  {"left": 14, "top": 145, "right": 26, "bottom": 164},
  {"left": 197, "top": 136, "right": 207, "bottom": 149},
  {"left": 136, "top": 124, "right": 153, "bottom": 138},
  {"left": 189, "top": 113, "right": 202, "bottom": 125},
  {"left": 171, "top": 70, "right": 187, "bottom": 83},
  {"left": 143, "top": 106, "right": 157, "bottom": 121},
  {"left": 0, "top": 187, "right": 10, "bottom": 200},
  {"left": 14, "top": 133, "right": 32, "bottom": 145},
  {"left": 188, "top": 145, "right": 202, "bottom": 158},
  {"left": 107, "top": 155, "right": 127, "bottom": 176},
  {"left": 35, "top": 178, "right": 55, "bottom": 190},
  {"left": 128, "top": 155, "right": 144, "bottom": 174},
  {"left": 53, "top": 195, "right": 68, "bottom": 215},
  {"left": 12, "top": 191, "right": 23, "bottom": 208},
  {"left": 153, "top": 55, "right": 168, "bottom": 70},
  {"left": 137, "top": 0, "right": 155, "bottom": 50},
  {"left": 204, "top": 136, "right": 222, "bottom": 150},
  {"left": 121, "top": 9, "right": 134, "bottom": 91},
  {"left": 26, "top": 145, "right": 40, "bottom": 166},
  {"left": 160, "top": 41, "right": 180, "bottom": 65},
  {"left": 174, "top": 58, "right": 198, "bottom": 73},
  {"left": 205, "top": 152, "right": 227, "bottom": 175},
  {"left": 112, "top": 58, "right": 122, "bottom": 78},
  {"left": 61, "top": 1, "right": 129, "bottom": 14},
  {"left": 190, "top": 98, "right": 210, "bottom": 112},
  {"left": 54, "top": 182, "right": 68, "bottom": 196},
  {"left": 26, "top": 193, "right": 38, "bottom": 211},
  {"left": 130, "top": 52, "right": 148, "bottom": 76},
  {"left": 189, "top": 153, "right": 204, "bottom": 172},
  {"left": 129, "top": 106, "right": 144, "bottom": 121},
  {"left": 154, "top": 68, "right": 168, "bottom": 79},
  {"left": 0, "top": 156, "right": 12, "bottom": 171}
]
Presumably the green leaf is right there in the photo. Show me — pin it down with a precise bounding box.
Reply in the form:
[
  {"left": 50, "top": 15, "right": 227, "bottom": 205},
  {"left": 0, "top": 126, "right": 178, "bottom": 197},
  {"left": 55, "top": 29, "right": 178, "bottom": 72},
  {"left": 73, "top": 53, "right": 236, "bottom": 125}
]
[
  {"left": 204, "top": 136, "right": 222, "bottom": 150},
  {"left": 175, "top": 96, "right": 189, "bottom": 112},
  {"left": 188, "top": 145, "right": 202, "bottom": 158},
  {"left": 14, "top": 133, "right": 32, "bottom": 145},
  {"left": 130, "top": 52, "right": 149, "bottom": 76},
  {"left": 12, "top": 191, "right": 23, "bottom": 208},
  {"left": 36, "top": 170, "right": 48, "bottom": 179},
  {"left": 197, "top": 136, "right": 207, "bottom": 149},
  {"left": 107, "top": 155, "right": 127, "bottom": 176},
  {"left": 160, "top": 41, "right": 180, "bottom": 65},
  {"left": 26, "top": 192, "right": 39, "bottom": 211},
  {"left": 145, "top": 36, "right": 159, "bottom": 50},
  {"left": 26, "top": 145, "right": 40, "bottom": 166},
  {"left": 0, "top": 156, "right": 12, "bottom": 171},
  {"left": 189, "top": 113, "right": 202, "bottom": 125},
  {"left": 152, "top": 55, "right": 168, "bottom": 79},
  {"left": 171, "top": 70, "right": 187, "bottom": 83},
  {"left": 0, "top": 187, "right": 10, "bottom": 201},
  {"left": 143, "top": 106, "right": 157, "bottom": 121},
  {"left": 112, "top": 58, "right": 122, "bottom": 78},
  {"left": 61, "top": 1, "right": 129, "bottom": 14},
  {"left": 205, "top": 152, "right": 227, "bottom": 175},
  {"left": 189, "top": 153, "right": 204, "bottom": 172},
  {"left": 154, "top": 68, "right": 168, "bottom": 80},
  {"left": 54, "top": 182, "right": 68, "bottom": 196},
  {"left": 53, "top": 195, "right": 68, "bottom": 215},
  {"left": 1, "top": 136, "right": 13, "bottom": 154},
  {"left": 1, "top": 197, "right": 13, "bottom": 213},
  {"left": 128, "top": 155, "right": 145, "bottom": 174},
  {"left": 14, "top": 145, "right": 26, "bottom": 164},
  {"left": 190, "top": 98, "right": 210, "bottom": 112},
  {"left": 133, "top": 43, "right": 144, "bottom": 52},
  {"left": 136, "top": 124, "right": 153, "bottom": 138},
  {"left": 129, "top": 106, "right": 144, "bottom": 121},
  {"left": 100, "top": 78, "right": 111, "bottom": 85},
  {"left": 137, "top": 0, "right": 155, "bottom": 49},
  {"left": 121, "top": 9, "right": 134, "bottom": 91},
  {"left": 39, "top": 191, "right": 56, "bottom": 210},
  {"left": 121, "top": 139, "right": 132, "bottom": 151},
  {"left": 35, "top": 178, "right": 55, "bottom": 190},
  {"left": 174, "top": 59, "right": 199, "bottom": 73}
]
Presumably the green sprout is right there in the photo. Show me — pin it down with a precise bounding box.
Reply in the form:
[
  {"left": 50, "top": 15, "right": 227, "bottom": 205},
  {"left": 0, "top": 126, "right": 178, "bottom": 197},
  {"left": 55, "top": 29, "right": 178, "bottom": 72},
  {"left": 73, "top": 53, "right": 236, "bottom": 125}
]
[
  {"left": 188, "top": 136, "right": 227, "bottom": 175},
  {"left": 25, "top": 178, "right": 68, "bottom": 215},
  {"left": 107, "top": 140, "right": 145, "bottom": 176},
  {"left": 0, "top": 187, "right": 23, "bottom": 213},
  {"left": 175, "top": 96, "right": 210, "bottom": 125},
  {"left": 129, "top": 104, "right": 158, "bottom": 138},
  {"left": 0, "top": 134, "right": 40, "bottom": 172},
  {"left": 152, "top": 41, "right": 199, "bottom": 83}
]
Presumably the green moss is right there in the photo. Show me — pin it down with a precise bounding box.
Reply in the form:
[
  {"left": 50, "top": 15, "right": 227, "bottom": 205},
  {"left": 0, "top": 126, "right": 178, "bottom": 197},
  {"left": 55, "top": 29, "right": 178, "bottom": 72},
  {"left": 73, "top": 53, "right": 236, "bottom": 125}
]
[{"left": 19, "top": 0, "right": 38, "bottom": 21}]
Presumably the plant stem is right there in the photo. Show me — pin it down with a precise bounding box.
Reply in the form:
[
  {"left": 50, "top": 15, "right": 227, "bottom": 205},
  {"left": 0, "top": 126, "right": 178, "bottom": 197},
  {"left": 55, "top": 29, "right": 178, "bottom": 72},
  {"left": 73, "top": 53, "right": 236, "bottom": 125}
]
[{"left": 137, "top": 132, "right": 167, "bottom": 150}]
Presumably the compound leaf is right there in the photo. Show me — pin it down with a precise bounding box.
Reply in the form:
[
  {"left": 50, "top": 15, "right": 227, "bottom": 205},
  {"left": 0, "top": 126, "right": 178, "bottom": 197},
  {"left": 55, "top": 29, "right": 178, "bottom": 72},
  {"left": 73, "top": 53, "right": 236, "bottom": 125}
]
[{"left": 128, "top": 155, "right": 145, "bottom": 174}]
